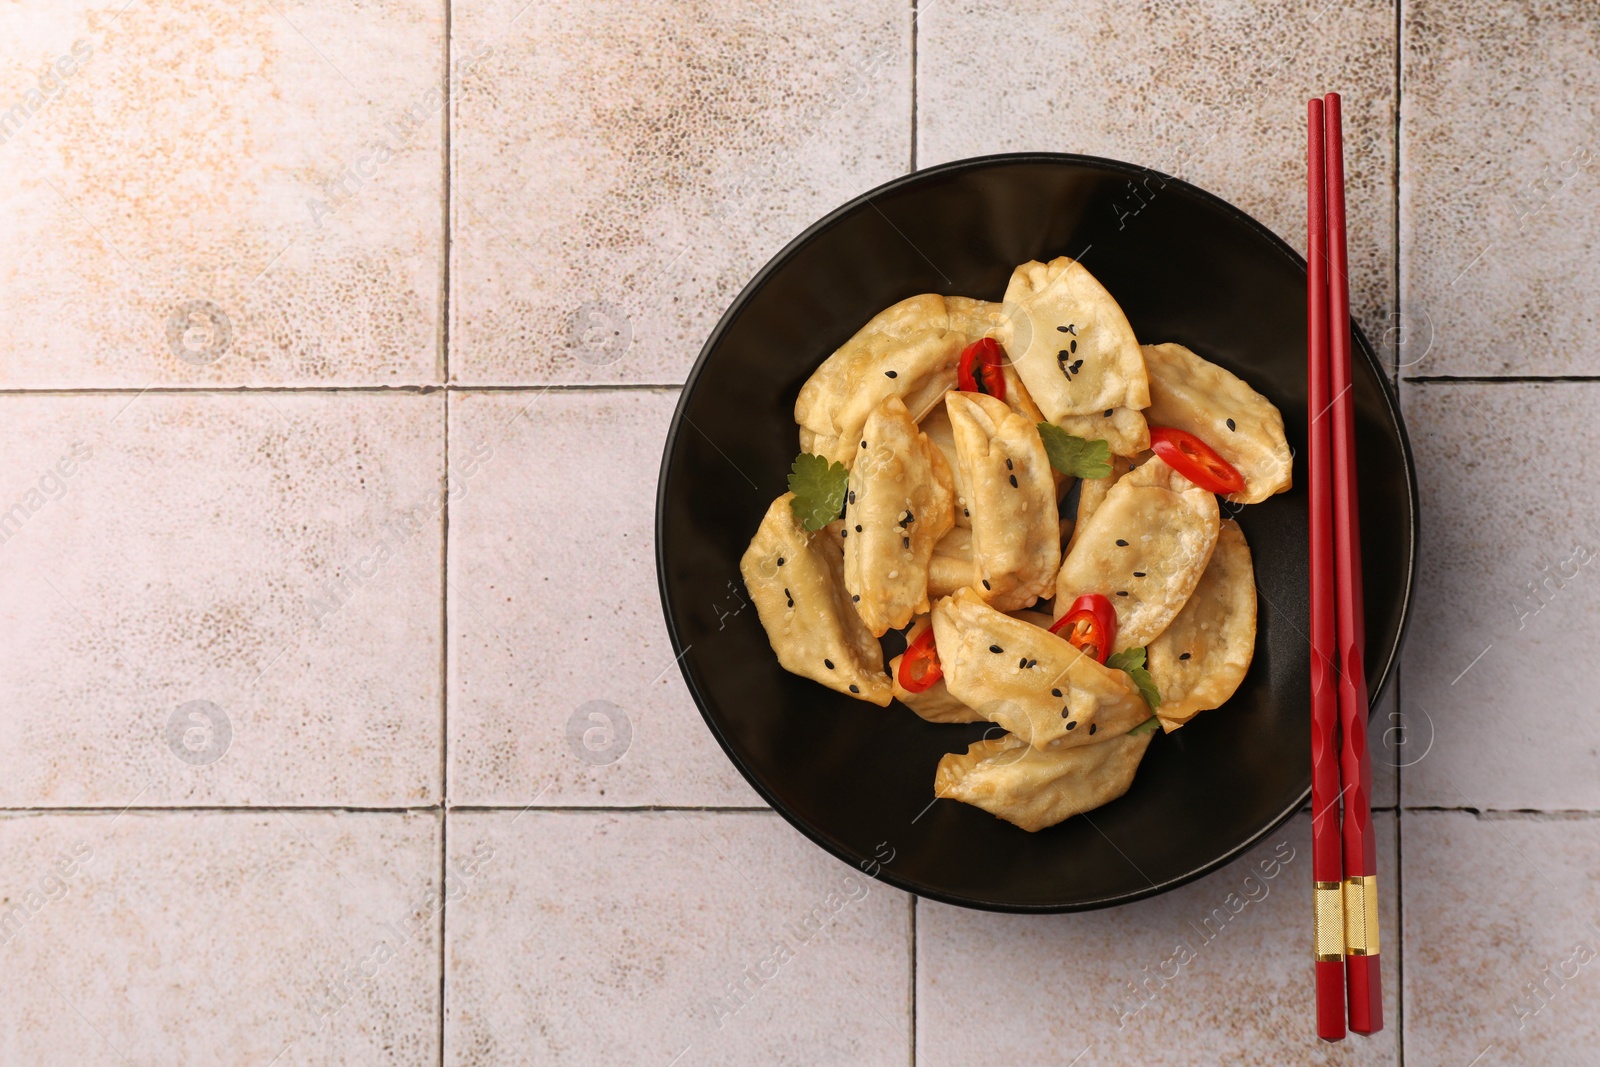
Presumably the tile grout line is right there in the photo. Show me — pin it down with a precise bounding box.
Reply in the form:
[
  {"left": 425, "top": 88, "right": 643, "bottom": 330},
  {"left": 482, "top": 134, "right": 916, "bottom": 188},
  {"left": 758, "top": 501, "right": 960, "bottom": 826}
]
[
  {"left": 438, "top": 1, "right": 455, "bottom": 1056},
  {"left": 908, "top": 0, "right": 918, "bottom": 174}
]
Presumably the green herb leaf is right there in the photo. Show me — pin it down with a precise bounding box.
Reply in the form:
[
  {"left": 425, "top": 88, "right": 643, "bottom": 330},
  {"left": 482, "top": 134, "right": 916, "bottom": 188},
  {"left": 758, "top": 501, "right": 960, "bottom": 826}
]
[
  {"left": 1106, "top": 646, "right": 1162, "bottom": 711},
  {"left": 787, "top": 453, "right": 849, "bottom": 532},
  {"left": 1127, "top": 716, "right": 1161, "bottom": 737},
  {"left": 1037, "top": 423, "right": 1113, "bottom": 479}
]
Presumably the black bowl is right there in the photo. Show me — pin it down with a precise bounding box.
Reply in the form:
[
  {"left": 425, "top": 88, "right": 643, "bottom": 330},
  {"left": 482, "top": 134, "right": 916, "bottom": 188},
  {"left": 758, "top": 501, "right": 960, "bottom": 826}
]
[{"left": 656, "top": 153, "right": 1416, "bottom": 912}]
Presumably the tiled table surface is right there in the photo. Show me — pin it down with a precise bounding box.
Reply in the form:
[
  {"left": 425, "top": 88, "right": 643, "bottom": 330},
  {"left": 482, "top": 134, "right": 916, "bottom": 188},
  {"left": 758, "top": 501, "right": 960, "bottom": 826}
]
[{"left": 1, "top": 1, "right": 1595, "bottom": 1064}]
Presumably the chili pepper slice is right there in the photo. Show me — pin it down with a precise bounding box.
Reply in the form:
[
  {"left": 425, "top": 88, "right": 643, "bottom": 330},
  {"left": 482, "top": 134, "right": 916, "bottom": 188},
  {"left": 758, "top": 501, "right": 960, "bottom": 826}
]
[
  {"left": 897, "top": 621, "right": 943, "bottom": 693},
  {"left": 1148, "top": 425, "right": 1247, "bottom": 496},
  {"left": 956, "top": 338, "right": 1007, "bottom": 401},
  {"left": 1048, "top": 593, "right": 1117, "bottom": 664}
]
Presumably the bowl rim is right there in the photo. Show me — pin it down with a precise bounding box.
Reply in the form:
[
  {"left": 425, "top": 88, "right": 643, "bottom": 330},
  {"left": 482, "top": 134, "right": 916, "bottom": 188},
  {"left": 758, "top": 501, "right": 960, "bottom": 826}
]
[{"left": 655, "top": 150, "right": 1419, "bottom": 912}]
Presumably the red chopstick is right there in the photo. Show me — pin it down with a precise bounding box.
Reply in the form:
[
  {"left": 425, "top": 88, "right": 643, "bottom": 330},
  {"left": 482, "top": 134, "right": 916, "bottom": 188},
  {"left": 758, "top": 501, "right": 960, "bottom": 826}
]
[
  {"left": 1324, "top": 92, "right": 1383, "bottom": 1035},
  {"left": 1306, "top": 96, "right": 1347, "bottom": 1044}
]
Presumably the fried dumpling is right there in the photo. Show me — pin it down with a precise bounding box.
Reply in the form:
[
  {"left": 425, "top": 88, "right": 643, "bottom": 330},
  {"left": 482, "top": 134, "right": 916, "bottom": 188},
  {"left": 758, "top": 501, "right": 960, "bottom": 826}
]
[
  {"left": 1141, "top": 342, "right": 1292, "bottom": 504},
  {"left": 741, "top": 494, "right": 892, "bottom": 705},
  {"left": 928, "top": 525, "right": 974, "bottom": 599},
  {"left": 889, "top": 616, "right": 984, "bottom": 724},
  {"left": 918, "top": 405, "right": 969, "bottom": 528},
  {"left": 1149, "top": 519, "right": 1256, "bottom": 731},
  {"left": 945, "top": 391, "right": 1059, "bottom": 612},
  {"left": 934, "top": 729, "right": 1155, "bottom": 832},
  {"left": 842, "top": 397, "right": 956, "bottom": 635},
  {"left": 999, "top": 257, "right": 1150, "bottom": 421},
  {"left": 1053, "top": 457, "right": 1220, "bottom": 650},
  {"left": 933, "top": 588, "right": 1151, "bottom": 750},
  {"left": 795, "top": 295, "right": 998, "bottom": 467}
]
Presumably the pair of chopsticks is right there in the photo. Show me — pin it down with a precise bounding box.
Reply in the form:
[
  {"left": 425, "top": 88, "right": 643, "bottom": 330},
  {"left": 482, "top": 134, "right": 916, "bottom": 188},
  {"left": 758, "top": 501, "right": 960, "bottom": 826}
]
[{"left": 1307, "top": 93, "right": 1382, "bottom": 1042}]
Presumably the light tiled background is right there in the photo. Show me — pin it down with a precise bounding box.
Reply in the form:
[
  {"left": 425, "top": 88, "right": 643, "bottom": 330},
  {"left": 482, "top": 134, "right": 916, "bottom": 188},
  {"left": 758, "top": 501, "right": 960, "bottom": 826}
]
[{"left": 0, "top": 1, "right": 1594, "bottom": 1064}]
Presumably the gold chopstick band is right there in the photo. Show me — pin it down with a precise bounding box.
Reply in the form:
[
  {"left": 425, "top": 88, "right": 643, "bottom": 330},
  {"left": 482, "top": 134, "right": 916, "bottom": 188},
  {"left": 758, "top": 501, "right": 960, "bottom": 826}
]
[
  {"left": 1314, "top": 881, "right": 1345, "bottom": 962},
  {"left": 1343, "top": 875, "right": 1380, "bottom": 956}
]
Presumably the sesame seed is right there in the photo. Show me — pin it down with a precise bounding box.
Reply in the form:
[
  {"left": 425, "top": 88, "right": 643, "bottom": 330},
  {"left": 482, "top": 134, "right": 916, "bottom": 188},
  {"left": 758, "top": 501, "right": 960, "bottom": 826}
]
[
  {"left": 1070, "top": 339, "right": 1077, "bottom": 353},
  {"left": 964, "top": 509, "right": 971, "bottom": 517},
  {"left": 1005, "top": 458, "right": 1013, "bottom": 470},
  {"left": 1019, "top": 657, "right": 1028, "bottom": 669},
  {"left": 885, "top": 370, "right": 898, "bottom": 378},
  {"left": 902, "top": 536, "right": 910, "bottom": 549},
  {"left": 848, "top": 491, "right": 855, "bottom": 504},
  {"left": 1116, "top": 539, "right": 1128, "bottom": 547},
  {"left": 1133, "top": 571, "right": 1146, "bottom": 577},
  {"left": 1116, "top": 591, "right": 1129, "bottom": 597},
  {"left": 1179, "top": 652, "right": 1191, "bottom": 661},
  {"left": 1104, "top": 409, "right": 1113, "bottom": 417},
  {"left": 861, "top": 440, "right": 868, "bottom": 449},
  {"left": 1089, "top": 723, "right": 1098, "bottom": 735},
  {"left": 777, "top": 557, "right": 785, "bottom": 566},
  {"left": 852, "top": 595, "right": 860, "bottom": 602},
  {"left": 981, "top": 579, "right": 990, "bottom": 589},
  {"left": 1051, "top": 688, "right": 1062, "bottom": 698},
  {"left": 989, "top": 645, "right": 1003, "bottom": 654},
  {"left": 841, "top": 529, "right": 848, "bottom": 538},
  {"left": 825, "top": 659, "right": 835, "bottom": 669},
  {"left": 1065, "top": 719, "right": 1077, "bottom": 729},
  {"left": 849, "top": 684, "right": 860, "bottom": 694},
  {"left": 1008, "top": 474, "right": 1018, "bottom": 488},
  {"left": 887, "top": 570, "right": 898, "bottom": 579},
  {"left": 1027, "top": 659, "right": 1037, "bottom": 668},
  {"left": 855, "top": 525, "right": 863, "bottom": 532},
  {"left": 1226, "top": 418, "right": 1236, "bottom": 431}
]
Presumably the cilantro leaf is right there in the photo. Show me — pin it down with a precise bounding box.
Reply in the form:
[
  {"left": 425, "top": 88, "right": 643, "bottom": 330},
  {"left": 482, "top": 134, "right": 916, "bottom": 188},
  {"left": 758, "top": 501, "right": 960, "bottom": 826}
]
[
  {"left": 1127, "top": 716, "right": 1161, "bottom": 737},
  {"left": 1106, "top": 646, "right": 1162, "bottom": 711},
  {"left": 1037, "top": 423, "right": 1113, "bottom": 479},
  {"left": 787, "top": 453, "right": 848, "bottom": 532}
]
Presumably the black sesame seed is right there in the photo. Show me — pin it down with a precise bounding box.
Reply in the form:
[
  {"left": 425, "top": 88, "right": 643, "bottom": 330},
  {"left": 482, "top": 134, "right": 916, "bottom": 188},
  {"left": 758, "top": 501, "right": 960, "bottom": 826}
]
[
  {"left": 1057, "top": 324, "right": 1070, "bottom": 332},
  {"left": 777, "top": 557, "right": 785, "bottom": 566},
  {"left": 852, "top": 595, "right": 860, "bottom": 602},
  {"left": 1008, "top": 474, "right": 1018, "bottom": 488},
  {"left": 1133, "top": 571, "right": 1146, "bottom": 577},
  {"left": 825, "top": 659, "right": 835, "bottom": 669},
  {"left": 1070, "top": 339, "right": 1077, "bottom": 353},
  {"left": 964, "top": 509, "right": 971, "bottom": 517},
  {"left": 1005, "top": 458, "right": 1014, "bottom": 470},
  {"left": 1116, "top": 539, "right": 1129, "bottom": 547},
  {"left": 855, "top": 525, "right": 863, "bottom": 532},
  {"left": 1019, "top": 657, "right": 1028, "bottom": 669},
  {"left": 849, "top": 684, "right": 860, "bottom": 694},
  {"left": 981, "top": 579, "right": 990, "bottom": 589},
  {"left": 1179, "top": 652, "right": 1191, "bottom": 661},
  {"left": 1089, "top": 723, "right": 1098, "bottom": 735},
  {"left": 1051, "top": 688, "right": 1062, "bottom": 698},
  {"left": 902, "top": 536, "right": 910, "bottom": 549},
  {"left": 1226, "top": 418, "right": 1236, "bottom": 431},
  {"left": 1116, "top": 591, "right": 1129, "bottom": 597},
  {"left": 861, "top": 440, "right": 868, "bottom": 449},
  {"left": 1069, "top": 359, "right": 1083, "bottom": 374},
  {"left": 1058, "top": 349, "right": 1070, "bottom": 361},
  {"left": 848, "top": 491, "right": 855, "bottom": 504},
  {"left": 841, "top": 529, "right": 847, "bottom": 538},
  {"left": 885, "top": 370, "right": 898, "bottom": 378},
  {"left": 906, "top": 510, "right": 914, "bottom": 523},
  {"left": 1027, "top": 659, "right": 1037, "bottom": 669},
  {"left": 1104, "top": 409, "right": 1114, "bottom": 417},
  {"left": 1065, "top": 719, "right": 1077, "bottom": 730},
  {"left": 989, "top": 645, "right": 1003, "bottom": 654}
]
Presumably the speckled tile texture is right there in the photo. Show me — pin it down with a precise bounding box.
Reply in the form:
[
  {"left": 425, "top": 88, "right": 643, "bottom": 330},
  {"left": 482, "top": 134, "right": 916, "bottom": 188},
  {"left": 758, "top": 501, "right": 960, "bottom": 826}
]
[
  {"left": 0, "top": 393, "right": 444, "bottom": 806},
  {"left": 447, "top": 389, "right": 758, "bottom": 806},
  {"left": 444, "top": 811, "right": 912, "bottom": 1066},
  {"left": 1403, "top": 812, "right": 1600, "bottom": 1067},
  {"left": 1401, "top": 1, "right": 1600, "bottom": 376},
  {"left": 1399, "top": 383, "right": 1600, "bottom": 810},
  {"left": 917, "top": 814, "right": 1400, "bottom": 1066},
  {"left": 0, "top": 1, "right": 446, "bottom": 387},
  {"left": 0, "top": 811, "right": 440, "bottom": 1065},
  {"left": 448, "top": 0, "right": 912, "bottom": 385},
  {"left": 918, "top": 0, "right": 1398, "bottom": 367},
  {"left": 4, "top": 0, "right": 1599, "bottom": 1062}
]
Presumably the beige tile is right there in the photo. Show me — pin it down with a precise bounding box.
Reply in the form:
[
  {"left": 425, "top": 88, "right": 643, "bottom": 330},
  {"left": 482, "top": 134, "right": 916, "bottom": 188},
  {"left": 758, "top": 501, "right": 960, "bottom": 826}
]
[
  {"left": 918, "top": 0, "right": 1397, "bottom": 364},
  {"left": 1401, "top": 1, "right": 1600, "bottom": 375},
  {"left": 0, "top": 0, "right": 445, "bottom": 386},
  {"left": 1404, "top": 811, "right": 1600, "bottom": 1066},
  {"left": 448, "top": 0, "right": 911, "bottom": 385},
  {"left": 1399, "top": 382, "right": 1600, "bottom": 809},
  {"left": 0, "top": 811, "right": 439, "bottom": 1066},
  {"left": 444, "top": 811, "right": 910, "bottom": 1066},
  {"left": 917, "top": 813, "right": 1399, "bottom": 1066},
  {"left": 0, "top": 393, "right": 443, "bottom": 806},
  {"left": 446, "top": 390, "right": 757, "bottom": 806}
]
